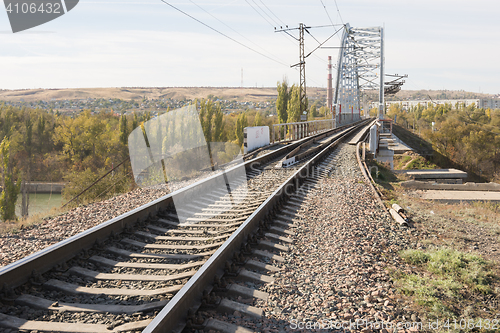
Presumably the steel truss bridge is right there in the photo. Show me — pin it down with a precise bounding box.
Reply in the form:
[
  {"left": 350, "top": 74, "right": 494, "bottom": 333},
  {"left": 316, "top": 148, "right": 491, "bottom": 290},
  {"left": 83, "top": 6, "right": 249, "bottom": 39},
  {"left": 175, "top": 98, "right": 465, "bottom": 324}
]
[{"left": 334, "top": 24, "right": 385, "bottom": 124}]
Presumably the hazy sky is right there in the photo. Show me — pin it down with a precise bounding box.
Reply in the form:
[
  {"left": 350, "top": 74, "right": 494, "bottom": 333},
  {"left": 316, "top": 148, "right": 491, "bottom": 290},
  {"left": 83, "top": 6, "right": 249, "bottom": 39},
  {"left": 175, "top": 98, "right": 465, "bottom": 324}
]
[{"left": 0, "top": 0, "right": 499, "bottom": 94}]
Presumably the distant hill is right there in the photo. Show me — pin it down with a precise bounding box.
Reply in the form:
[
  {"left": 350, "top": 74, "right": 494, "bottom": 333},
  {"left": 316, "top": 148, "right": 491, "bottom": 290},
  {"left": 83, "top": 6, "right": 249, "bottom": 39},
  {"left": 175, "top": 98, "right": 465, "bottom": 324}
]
[
  {"left": 0, "top": 87, "right": 325, "bottom": 103},
  {"left": 0, "top": 87, "right": 495, "bottom": 103}
]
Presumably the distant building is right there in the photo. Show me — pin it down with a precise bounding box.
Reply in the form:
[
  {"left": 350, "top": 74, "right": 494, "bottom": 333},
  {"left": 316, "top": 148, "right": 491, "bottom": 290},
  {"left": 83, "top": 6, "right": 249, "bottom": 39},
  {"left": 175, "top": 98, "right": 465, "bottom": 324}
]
[{"left": 371, "top": 98, "right": 500, "bottom": 110}]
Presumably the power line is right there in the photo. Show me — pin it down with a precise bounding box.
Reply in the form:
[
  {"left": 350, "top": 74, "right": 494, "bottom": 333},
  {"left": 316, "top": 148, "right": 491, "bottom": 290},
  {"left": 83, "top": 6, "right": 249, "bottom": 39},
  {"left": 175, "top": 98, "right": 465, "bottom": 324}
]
[
  {"left": 307, "top": 26, "right": 344, "bottom": 58},
  {"left": 319, "top": 0, "right": 335, "bottom": 27},
  {"left": 257, "top": 0, "right": 286, "bottom": 27},
  {"left": 159, "top": 0, "right": 289, "bottom": 67},
  {"left": 250, "top": 0, "right": 280, "bottom": 27},
  {"left": 319, "top": 0, "right": 341, "bottom": 42},
  {"left": 333, "top": 0, "right": 345, "bottom": 26},
  {"left": 241, "top": 0, "right": 325, "bottom": 66},
  {"left": 186, "top": 0, "right": 288, "bottom": 68},
  {"left": 243, "top": 0, "right": 275, "bottom": 27}
]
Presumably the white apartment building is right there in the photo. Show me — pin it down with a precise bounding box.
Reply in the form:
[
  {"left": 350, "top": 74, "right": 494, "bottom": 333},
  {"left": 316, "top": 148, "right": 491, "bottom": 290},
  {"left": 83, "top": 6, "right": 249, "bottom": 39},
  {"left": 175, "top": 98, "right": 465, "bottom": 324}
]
[{"left": 370, "top": 98, "right": 500, "bottom": 110}]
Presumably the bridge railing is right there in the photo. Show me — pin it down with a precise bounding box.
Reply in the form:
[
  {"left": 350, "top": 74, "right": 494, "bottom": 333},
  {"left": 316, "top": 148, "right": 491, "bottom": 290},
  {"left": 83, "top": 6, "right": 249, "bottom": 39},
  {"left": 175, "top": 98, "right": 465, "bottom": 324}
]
[{"left": 271, "top": 119, "right": 334, "bottom": 143}]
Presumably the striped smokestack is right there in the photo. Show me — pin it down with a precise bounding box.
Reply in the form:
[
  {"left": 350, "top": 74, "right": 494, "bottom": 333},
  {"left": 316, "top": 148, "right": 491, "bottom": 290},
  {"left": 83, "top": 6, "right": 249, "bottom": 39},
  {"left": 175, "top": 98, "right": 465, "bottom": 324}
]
[{"left": 327, "top": 56, "right": 333, "bottom": 113}]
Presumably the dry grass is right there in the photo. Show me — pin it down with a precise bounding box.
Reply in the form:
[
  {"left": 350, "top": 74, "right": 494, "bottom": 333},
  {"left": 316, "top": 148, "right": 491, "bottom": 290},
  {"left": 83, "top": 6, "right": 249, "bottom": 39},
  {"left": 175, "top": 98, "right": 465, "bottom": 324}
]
[
  {"left": 0, "top": 206, "right": 67, "bottom": 235},
  {"left": 0, "top": 87, "right": 327, "bottom": 103},
  {"left": 374, "top": 164, "right": 500, "bottom": 330}
]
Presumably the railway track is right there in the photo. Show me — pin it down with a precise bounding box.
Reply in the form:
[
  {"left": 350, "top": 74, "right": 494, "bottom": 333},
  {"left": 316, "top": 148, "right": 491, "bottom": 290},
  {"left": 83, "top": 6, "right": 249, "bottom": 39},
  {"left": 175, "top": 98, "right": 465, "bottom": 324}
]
[{"left": 0, "top": 118, "right": 372, "bottom": 333}]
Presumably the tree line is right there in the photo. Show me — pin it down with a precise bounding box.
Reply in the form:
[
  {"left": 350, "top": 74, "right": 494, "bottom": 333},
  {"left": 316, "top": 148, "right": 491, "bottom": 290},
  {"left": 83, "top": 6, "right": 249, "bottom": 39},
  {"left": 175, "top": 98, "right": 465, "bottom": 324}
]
[
  {"left": 383, "top": 102, "right": 500, "bottom": 181},
  {"left": 0, "top": 81, "right": 332, "bottom": 221},
  {"left": 0, "top": 99, "right": 272, "bottom": 220}
]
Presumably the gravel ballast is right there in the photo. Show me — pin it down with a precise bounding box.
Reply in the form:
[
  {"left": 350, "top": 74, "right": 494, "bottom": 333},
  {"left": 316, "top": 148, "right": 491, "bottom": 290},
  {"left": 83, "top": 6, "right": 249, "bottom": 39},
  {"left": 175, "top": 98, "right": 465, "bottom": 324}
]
[
  {"left": 0, "top": 186, "right": 169, "bottom": 267},
  {"left": 209, "top": 144, "right": 421, "bottom": 332}
]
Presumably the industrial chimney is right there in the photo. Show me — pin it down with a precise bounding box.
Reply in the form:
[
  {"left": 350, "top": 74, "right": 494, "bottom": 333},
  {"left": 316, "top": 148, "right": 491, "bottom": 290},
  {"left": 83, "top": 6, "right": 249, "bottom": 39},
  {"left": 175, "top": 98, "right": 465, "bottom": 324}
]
[{"left": 327, "top": 56, "right": 333, "bottom": 114}]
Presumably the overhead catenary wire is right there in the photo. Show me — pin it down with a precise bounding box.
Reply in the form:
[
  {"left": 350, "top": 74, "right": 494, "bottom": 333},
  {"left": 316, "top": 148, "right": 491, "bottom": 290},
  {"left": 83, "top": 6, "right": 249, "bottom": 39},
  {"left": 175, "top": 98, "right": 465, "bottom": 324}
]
[
  {"left": 333, "top": 0, "right": 345, "bottom": 26},
  {"left": 305, "top": 26, "right": 344, "bottom": 58},
  {"left": 241, "top": 0, "right": 329, "bottom": 66},
  {"left": 243, "top": 0, "right": 275, "bottom": 28},
  {"left": 160, "top": 0, "right": 333, "bottom": 87},
  {"left": 319, "top": 0, "right": 335, "bottom": 27},
  {"left": 250, "top": 0, "right": 280, "bottom": 27},
  {"left": 319, "top": 0, "right": 342, "bottom": 42},
  {"left": 159, "top": 0, "right": 289, "bottom": 67},
  {"left": 257, "top": 0, "right": 286, "bottom": 27},
  {"left": 186, "top": 0, "right": 288, "bottom": 68}
]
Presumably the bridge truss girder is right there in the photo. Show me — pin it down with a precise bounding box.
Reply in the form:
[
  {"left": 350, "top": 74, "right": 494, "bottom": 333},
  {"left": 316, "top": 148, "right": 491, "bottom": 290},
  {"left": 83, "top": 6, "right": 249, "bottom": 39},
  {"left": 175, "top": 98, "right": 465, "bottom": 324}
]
[{"left": 334, "top": 24, "right": 385, "bottom": 124}]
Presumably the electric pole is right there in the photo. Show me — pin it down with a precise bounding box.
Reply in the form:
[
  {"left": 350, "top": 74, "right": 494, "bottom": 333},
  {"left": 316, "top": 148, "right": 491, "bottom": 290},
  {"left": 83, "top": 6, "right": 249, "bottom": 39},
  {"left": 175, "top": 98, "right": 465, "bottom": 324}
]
[
  {"left": 275, "top": 23, "right": 309, "bottom": 119},
  {"left": 298, "top": 23, "right": 306, "bottom": 116},
  {"left": 275, "top": 23, "right": 340, "bottom": 120}
]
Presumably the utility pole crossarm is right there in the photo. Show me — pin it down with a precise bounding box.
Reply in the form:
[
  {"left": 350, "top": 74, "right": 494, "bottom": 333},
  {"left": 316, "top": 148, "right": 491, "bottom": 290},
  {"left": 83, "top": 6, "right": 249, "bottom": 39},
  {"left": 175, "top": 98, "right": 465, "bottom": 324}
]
[{"left": 276, "top": 23, "right": 341, "bottom": 120}]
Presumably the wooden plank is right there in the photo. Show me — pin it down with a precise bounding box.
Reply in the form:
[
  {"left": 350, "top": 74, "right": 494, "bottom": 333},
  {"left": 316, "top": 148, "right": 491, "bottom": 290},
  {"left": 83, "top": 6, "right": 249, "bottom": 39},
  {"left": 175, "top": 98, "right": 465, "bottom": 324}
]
[
  {"left": 157, "top": 218, "right": 243, "bottom": 228},
  {"left": 204, "top": 319, "right": 256, "bottom": 333},
  {"left": 217, "top": 298, "right": 262, "bottom": 318},
  {"left": 269, "top": 226, "right": 295, "bottom": 236},
  {"left": 258, "top": 240, "right": 289, "bottom": 252},
  {"left": 272, "top": 220, "right": 298, "bottom": 229},
  {"left": 264, "top": 232, "right": 293, "bottom": 244},
  {"left": 121, "top": 238, "right": 224, "bottom": 250},
  {"left": 181, "top": 216, "right": 247, "bottom": 223},
  {"left": 245, "top": 259, "right": 280, "bottom": 273},
  {"left": 237, "top": 269, "right": 274, "bottom": 284},
  {"left": 146, "top": 224, "right": 238, "bottom": 235},
  {"left": 0, "top": 313, "right": 151, "bottom": 333},
  {"left": 89, "top": 255, "right": 205, "bottom": 270},
  {"left": 16, "top": 294, "right": 168, "bottom": 314},
  {"left": 146, "top": 225, "right": 205, "bottom": 234},
  {"left": 69, "top": 266, "right": 196, "bottom": 281},
  {"left": 106, "top": 246, "right": 214, "bottom": 260},
  {"left": 44, "top": 279, "right": 182, "bottom": 296},
  {"left": 251, "top": 249, "right": 284, "bottom": 262},
  {"left": 226, "top": 284, "right": 269, "bottom": 301},
  {"left": 135, "top": 231, "right": 229, "bottom": 242}
]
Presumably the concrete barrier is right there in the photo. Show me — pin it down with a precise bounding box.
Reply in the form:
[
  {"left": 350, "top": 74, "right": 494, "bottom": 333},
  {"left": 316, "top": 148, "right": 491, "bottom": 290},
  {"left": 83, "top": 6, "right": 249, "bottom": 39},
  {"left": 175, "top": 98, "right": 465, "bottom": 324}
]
[
  {"left": 401, "top": 180, "right": 500, "bottom": 192},
  {"left": 26, "top": 182, "right": 65, "bottom": 194}
]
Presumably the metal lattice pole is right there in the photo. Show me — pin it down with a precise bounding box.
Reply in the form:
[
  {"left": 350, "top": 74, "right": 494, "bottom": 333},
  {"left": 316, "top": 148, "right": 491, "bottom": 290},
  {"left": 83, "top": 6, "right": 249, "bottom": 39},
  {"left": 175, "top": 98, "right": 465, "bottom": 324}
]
[{"left": 299, "top": 23, "right": 307, "bottom": 116}]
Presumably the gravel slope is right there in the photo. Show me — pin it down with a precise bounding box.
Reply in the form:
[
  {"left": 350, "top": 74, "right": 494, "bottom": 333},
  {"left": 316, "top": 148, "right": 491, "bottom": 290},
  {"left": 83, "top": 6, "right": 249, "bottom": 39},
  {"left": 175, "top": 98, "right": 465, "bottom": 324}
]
[
  {"left": 258, "top": 145, "right": 420, "bottom": 332},
  {"left": 0, "top": 187, "right": 169, "bottom": 267},
  {"left": 209, "top": 144, "right": 422, "bottom": 332}
]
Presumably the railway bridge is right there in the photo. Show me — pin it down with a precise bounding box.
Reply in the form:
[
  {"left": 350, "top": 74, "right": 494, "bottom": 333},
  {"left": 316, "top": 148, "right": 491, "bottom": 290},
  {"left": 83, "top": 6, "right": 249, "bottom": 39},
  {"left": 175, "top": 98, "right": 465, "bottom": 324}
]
[{"left": 0, "top": 24, "right": 416, "bottom": 333}]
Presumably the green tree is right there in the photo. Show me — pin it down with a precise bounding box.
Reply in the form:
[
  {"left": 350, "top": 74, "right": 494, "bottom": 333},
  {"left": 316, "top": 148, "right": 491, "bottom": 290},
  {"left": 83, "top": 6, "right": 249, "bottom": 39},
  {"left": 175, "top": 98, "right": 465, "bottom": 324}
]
[
  {"left": 53, "top": 110, "right": 109, "bottom": 169},
  {"left": 318, "top": 106, "right": 328, "bottom": 117},
  {"left": 310, "top": 102, "right": 318, "bottom": 118},
  {"left": 235, "top": 113, "right": 248, "bottom": 148},
  {"left": 254, "top": 111, "right": 263, "bottom": 126},
  {"left": 213, "top": 103, "right": 225, "bottom": 142},
  {"left": 0, "top": 138, "right": 21, "bottom": 221},
  {"left": 276, "top": 79, "right": 289, "bottom": 124},
  {"left": 132, "top": 112, "right": 139, "bottom": 130},
  {"left": 199, "top": 99, "right": 214, "bottom": 144},
  {"left": 119, "top": 113, "right": 128, "bottom": 146},
  {"left": 21, "top": 114, "right": 33, "bottom": 218},
  {"left": 287, "top": 84, "right": 301, "bottom": 123},
  {"left": 36, "top": 114, "right": 46, "bottom": 154}
]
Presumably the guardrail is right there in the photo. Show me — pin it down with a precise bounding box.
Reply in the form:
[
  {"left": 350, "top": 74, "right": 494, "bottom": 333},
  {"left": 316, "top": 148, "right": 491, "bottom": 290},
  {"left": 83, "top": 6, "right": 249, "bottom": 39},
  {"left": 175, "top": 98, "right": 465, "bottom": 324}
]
[{"left": 272, "top": 119, "right": 334, "bottom": 143}]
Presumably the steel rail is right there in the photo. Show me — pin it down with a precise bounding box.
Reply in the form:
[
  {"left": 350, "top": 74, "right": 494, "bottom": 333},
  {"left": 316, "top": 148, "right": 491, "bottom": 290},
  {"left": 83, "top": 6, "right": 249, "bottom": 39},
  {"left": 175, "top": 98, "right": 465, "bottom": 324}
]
[
  {"left": 142, "top": 119, "right": 370, "bottom": 333},
  {"left": 0, "top": 119, "right": 367, "bottom": 290}
]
